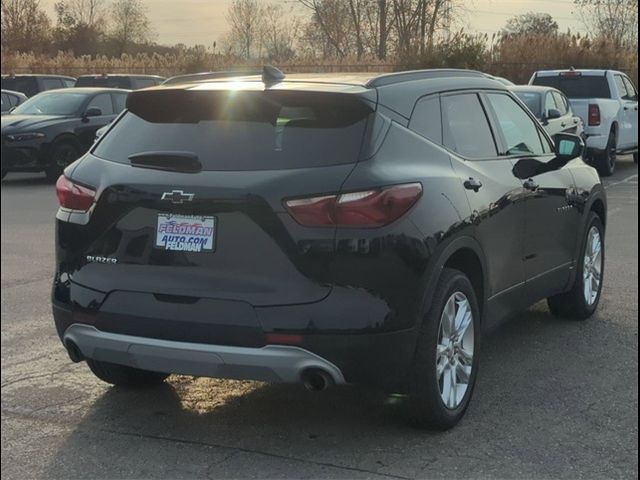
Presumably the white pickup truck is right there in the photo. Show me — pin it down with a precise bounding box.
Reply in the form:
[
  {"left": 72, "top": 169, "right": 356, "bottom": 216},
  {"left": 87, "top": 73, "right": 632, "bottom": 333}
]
[{"left": 530, "top": 69, "right": 638, "bottom": 176}]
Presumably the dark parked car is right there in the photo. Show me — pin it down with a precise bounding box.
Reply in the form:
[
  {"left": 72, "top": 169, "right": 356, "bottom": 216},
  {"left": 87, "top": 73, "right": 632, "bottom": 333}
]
[
  {"left": 1, "top": 74, "right": 76, "bottom": 97},
  {"left": 511, "top": 85, "right": 584, "bottom": 138},
  {"left": 1, "top": 88, "right": 129, "bottom": 180},
  {"left": 75, "top": 74, "right": 165, "bottom": 90},
  {"left": 1, "top": 89, "right": 28, "bottom": 114},
  {"left": 53, "top": 69, "right": 606, "bottom": 430}
]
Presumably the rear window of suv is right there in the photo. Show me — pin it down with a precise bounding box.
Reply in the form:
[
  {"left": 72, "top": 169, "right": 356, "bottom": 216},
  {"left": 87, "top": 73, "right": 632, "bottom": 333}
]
[
  {"left": 532, "top": 74, "right": 611, "bottom": 99},
  {"left": 75, "top": 76, "right": 132, "bottom": 88},
  {"left": 1, "top": 77, "right": 38, "bottom": 97},
  {"left": 93, "top": 90, "right": 373, "bottom": 170}
]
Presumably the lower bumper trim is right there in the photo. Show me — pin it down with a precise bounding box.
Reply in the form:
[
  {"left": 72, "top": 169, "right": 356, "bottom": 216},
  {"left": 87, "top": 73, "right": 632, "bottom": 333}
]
[{"left": 63, "top": 324, "right": 346, "bottom": 384}]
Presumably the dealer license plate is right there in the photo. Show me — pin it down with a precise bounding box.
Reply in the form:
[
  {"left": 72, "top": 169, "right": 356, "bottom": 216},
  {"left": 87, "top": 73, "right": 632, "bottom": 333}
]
[{"left": 155, "top": 214, "right": 216, "bottom": 252}]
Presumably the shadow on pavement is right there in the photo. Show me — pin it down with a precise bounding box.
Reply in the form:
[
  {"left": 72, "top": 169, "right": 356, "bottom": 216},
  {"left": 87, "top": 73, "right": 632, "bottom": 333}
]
[
  {"left": 40, "top": 303, "right": 637, "bottom": 479},
  {"left": 1, "top": 173, "right": 51, "bottom": 187}
]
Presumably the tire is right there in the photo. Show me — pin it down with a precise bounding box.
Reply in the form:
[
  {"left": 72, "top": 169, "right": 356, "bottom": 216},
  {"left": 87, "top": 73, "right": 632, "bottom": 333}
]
[
  {"left": 595, "top": 130, "right": 617, "bottom": 177},
  {"left": 45, "top": 142, "right": 80, "bottom": 182},
  {"left": 86, "top": 359, "right": 169, "bottom": 387},
  {"left": 1, "top": 170, "right": 7, "bottom": 180},
  {"left": 634, "top": 152, "right": 638, "bottom": 164},
  {"left": 407, "top": 268, "right": 481, "bottom": 430},
  {"left": 547, "top": 213, "right": 605, "bottom": 320}
]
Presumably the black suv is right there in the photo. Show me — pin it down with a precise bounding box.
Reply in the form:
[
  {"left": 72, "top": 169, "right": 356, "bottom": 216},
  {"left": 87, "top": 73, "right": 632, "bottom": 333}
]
[
  {"left": 1, "top": 88, "right": 129, "bottom": 180},
  {"left": 1, "top": 74, "right": 76, "bottom": 97},
  {"left": 75, "top": 74, "right": 165, "bottom": 90},
  {"left": 52, "top": 69, "right": 606, "bottom": 429}
]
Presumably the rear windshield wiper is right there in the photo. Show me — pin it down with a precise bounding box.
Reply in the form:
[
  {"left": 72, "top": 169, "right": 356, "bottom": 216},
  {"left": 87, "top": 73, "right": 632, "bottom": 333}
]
[{"left": 128, "top": 151, "right": 202, "bottom": 173}]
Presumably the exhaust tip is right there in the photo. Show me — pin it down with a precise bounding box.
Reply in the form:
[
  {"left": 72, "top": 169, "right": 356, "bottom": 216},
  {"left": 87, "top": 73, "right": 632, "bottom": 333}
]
[
  {"left": 302, "top": 368, "right": 334, "bottom": 392},
  {"left": 65, "top": 340, "right": 84, "bottom": 363}
]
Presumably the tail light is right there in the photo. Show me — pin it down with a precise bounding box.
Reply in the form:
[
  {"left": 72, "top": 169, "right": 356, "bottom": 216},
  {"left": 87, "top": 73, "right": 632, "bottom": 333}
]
[
  {"left": 588, "top": 104, "right": 601, "bottom": 126},
  {"left": 285, "top": 183, "right": 423, "bottom": 228},
  {"left": 56, "top": 175, "right": 96, "bottom": 212}
]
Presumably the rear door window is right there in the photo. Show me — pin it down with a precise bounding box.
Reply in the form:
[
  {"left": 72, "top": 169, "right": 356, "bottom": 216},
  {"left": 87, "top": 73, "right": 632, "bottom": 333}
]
[
  {"left": 409, "top": 95, "right": 442, "bottom": 144},
  {"left": 112, "top": 92, "right": 128, "bottom": 113},
  {"left": 93, "top": 90, "right": 373, "bottom": 170},
  {"left": 1, "top": 93, "right": 10, "bottom": 112},
  {"left": 87, "top": 93, "right": 114, "bottom": 115},
  {"left": 614, "top": 75, "right": 630, "bottom": 100},
  {"left": 441, "top": 93, "right": 497, "bottom": 158},
  {"left": 622, "top": 76, "right": 638, "bottom": 100},
  {"left": 485, "top": 93, "right": 549, "bottom": 156},
  {"left": 133, "top": 78, "right": 158, "bottom": 89},
  {"left": 545, "top": 92, "right": 558, "bottom": 115},
  {"left": 42, "top": 78, "right": 64, "bottom": 91},
  {"left": 552, "top": 92, "right": 569, "bottom": 115}
]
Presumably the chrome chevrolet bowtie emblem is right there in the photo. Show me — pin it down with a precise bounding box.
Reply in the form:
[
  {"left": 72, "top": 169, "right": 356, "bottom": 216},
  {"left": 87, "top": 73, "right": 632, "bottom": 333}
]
[{"left": 161, "top": 190, "right": 195, "bottom": 204}]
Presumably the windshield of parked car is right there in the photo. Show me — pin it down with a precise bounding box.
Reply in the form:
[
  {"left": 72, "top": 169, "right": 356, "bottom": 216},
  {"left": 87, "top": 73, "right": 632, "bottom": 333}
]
[
  {"left": 513, "top": 91, "right": 542, "bottom": 117},
  {"left": 11, "top": 91, "right": 88, "bottom": 116},
  {"left": 94, "top": 90, "right": 373, "bottom": 171}
]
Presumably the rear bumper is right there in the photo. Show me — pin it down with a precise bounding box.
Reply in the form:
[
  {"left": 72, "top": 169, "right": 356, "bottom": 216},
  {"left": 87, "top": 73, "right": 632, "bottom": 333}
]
[
  {"left": 53, "top": 300, "right": 418, "bottom": 390},
  {"left": 584, "top": 133, "right": 609, "bottom": 152},
  {"left": 63, "top": 323, "right": 346, "bottom": 384}
]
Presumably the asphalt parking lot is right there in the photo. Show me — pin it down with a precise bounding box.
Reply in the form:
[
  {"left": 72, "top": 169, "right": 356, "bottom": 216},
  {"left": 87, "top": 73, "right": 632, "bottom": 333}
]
[{"left": 1, "top": 159, "right": 638, "bottom": 480}]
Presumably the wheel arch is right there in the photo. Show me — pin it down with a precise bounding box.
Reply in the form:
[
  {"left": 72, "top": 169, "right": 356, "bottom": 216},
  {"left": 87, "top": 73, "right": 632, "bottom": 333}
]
[
  {"left": 50, "top": 133, "right": 82, "bottom": 152},
  {"left": 421, "top": 236, "right": 489, "bottom": 322}
]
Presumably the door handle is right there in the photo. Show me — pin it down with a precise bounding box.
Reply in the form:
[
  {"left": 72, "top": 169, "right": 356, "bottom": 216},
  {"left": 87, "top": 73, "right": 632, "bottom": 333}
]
[
  {"left": 464, "top": 177, "right": 483, "bottom": 192},
  {"left": 523, "top": 178, "right": 539, "bottom": 191}
]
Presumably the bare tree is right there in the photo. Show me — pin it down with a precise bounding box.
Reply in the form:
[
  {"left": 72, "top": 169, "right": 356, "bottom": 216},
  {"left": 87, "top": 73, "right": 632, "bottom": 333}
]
[
  {"left": 226, "top": 0, "right": 264, "bottom": 59},
  {"left": 54, "top": 0, "right": 106, "bottom": 54},
  {"left": 297, "top": 0, "right": 352, "bottom": 58},
  {"left": 261, "top": 3, "right": 300, "bottom": 61},
  {"left": 574, "top": 0, "right": 638, "bottom": 46},
  {"left": 110, "top": 0, "right": 152, "bottom": 55},
  {"left": 56, "top": 0, "right": 105, "bottom": 27},
  {"left": 377, "top": 0, "right": 389, "bottom": 59},
  {"left": 1, "top": 0, "right": 51, "bottom": 52}
]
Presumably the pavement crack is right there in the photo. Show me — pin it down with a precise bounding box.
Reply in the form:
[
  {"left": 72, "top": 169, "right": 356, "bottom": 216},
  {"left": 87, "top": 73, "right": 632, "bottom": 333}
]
[
  {"left": 96, "top": 428, "right": 412, "bottom": 480},
  {"left": 1, "top": 364, "right": 72, "bottom": 389}
]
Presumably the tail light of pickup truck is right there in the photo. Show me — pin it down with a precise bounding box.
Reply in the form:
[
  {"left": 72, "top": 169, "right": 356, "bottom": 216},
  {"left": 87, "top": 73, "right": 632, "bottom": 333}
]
[{"left": 588, "top": 104, "right": 601, "bottom": 126}]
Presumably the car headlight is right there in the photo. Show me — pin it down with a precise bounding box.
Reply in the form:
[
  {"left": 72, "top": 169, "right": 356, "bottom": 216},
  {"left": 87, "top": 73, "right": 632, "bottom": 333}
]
[{"left": 5, "top": 132, "right": 46, "bottom": 142}]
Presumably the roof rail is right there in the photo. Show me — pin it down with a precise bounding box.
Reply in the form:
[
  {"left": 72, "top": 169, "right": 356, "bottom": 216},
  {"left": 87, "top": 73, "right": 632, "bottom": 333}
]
[
  {"left": 366, "top": 69, "right": 487, "bottom": 88},
  {"left": 162, "top": 70, "right": 262, "bottom": 85}
]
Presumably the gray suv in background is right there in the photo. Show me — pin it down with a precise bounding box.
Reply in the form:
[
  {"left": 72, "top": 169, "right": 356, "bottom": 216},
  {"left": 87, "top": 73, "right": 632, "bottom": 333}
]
[{"left": 1, "top": 74, "right": 76, "bottom": 97}]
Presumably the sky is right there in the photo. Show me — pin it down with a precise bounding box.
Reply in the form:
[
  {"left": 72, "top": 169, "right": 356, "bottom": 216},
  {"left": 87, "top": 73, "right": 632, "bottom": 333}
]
[{"left": 40, "top": 0, "right": 585, "bottom": 47}]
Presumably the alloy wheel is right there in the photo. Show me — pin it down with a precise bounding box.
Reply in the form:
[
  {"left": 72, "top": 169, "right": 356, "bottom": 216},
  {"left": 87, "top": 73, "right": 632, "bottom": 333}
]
[
  {"left": 436, "top": 292, "right": 474, "bottom": 410},
  {"left": 583, "top": 226, "right": 603, "bottom": 306}
]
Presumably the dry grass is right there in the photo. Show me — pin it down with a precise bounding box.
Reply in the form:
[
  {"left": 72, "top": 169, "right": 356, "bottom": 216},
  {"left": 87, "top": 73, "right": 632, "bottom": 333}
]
[{"left": 1, "top": 34, "right": 637, "bottom": 85}]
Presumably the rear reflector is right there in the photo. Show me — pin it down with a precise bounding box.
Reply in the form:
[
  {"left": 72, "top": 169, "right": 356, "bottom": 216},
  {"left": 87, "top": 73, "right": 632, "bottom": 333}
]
[
  {"left": 588, "top": 104, "right": 601, "bottom": 126},
  {"left": 56, "top": 175, "right": 96, "bottom": 212},
  {"left": 265, "top": 333, "right": 304, "bottom": 346},
  {"left": 285, "top": 183, "right": 423, "bottom": 228},
  {"left": 560, "top": 71, "right": 582, "bottom": 78}
]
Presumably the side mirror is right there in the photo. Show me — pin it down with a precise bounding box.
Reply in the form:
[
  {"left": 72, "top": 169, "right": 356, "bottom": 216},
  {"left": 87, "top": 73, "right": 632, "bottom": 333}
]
[
  {"left": 554, "top": 133, "right": 584, "bottom": 161},
  {"left": 84, "top": 107, "right": 102, "bottom": 118},
  {"left": 546, "top": 108, "right": 562, "bottom": 120},
  {"left": 512, "top": 134, "right": 584, "bottom": 180}
]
